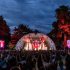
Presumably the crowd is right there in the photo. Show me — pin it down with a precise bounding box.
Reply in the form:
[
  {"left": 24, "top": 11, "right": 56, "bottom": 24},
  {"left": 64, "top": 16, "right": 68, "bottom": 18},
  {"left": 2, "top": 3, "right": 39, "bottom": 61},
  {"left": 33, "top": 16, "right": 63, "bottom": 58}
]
[{"left": 0, "top": 50, "right": 70, "bottom": 70}]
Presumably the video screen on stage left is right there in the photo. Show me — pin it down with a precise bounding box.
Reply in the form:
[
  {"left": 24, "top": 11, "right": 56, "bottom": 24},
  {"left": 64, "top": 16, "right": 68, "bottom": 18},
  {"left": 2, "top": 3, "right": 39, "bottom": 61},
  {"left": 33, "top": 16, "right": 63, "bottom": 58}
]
[{"left": 0, "top": 40, "right": 5, "bottom": 49}]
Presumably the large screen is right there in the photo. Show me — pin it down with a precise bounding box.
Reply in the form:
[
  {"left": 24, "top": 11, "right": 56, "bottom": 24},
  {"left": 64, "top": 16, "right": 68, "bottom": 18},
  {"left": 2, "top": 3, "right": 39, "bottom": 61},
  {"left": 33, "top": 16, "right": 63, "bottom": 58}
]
[
  {"left": 67, "top": 40, "right": 70, "bottom": 48},
  {"left": 0, "top": 40, "right": 5, "bottom": 49}
]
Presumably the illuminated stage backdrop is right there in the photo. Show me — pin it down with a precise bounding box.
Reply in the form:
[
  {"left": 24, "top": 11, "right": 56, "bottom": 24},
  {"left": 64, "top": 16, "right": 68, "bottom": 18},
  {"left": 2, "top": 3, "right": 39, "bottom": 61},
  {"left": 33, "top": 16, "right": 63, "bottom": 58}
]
[{"left": 15, "top": 33, "right": 56, "bottom": 51}]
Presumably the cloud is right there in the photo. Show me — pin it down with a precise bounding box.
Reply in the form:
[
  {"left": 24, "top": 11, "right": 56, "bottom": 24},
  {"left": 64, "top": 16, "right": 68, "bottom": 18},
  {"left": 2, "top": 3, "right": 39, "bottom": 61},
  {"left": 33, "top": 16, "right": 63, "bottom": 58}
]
[{"left": 0, "top": 0, "right": 70, "bottom": 33}]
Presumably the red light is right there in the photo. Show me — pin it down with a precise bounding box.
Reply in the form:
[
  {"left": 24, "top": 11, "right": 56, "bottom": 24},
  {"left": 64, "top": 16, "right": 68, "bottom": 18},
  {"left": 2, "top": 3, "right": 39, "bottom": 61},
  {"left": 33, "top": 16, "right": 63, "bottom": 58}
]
[
  {"left": 40, "top": 36, "right": 45, "bottom": 42},
  {"left": 32, "top": 40, "right": 40, "bottom": 49}
]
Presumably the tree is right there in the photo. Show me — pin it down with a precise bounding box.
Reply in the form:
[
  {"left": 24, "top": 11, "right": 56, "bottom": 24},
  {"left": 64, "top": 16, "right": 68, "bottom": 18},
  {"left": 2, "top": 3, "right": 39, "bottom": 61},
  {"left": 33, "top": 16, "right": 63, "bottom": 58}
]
[
  {"left": 0, "top": 16, "right": 11, "bottom": 49},
  {"left": 10, "top": 24, "right": 34, "bottom": 46},
  {"left": 48, "top": 5, "right": 70, "bottom": 50}
]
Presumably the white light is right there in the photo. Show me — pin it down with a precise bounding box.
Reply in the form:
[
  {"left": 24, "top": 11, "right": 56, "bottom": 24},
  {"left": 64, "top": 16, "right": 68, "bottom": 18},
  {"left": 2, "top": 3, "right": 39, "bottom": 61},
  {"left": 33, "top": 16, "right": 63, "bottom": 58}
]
[
  {"left": 24, "top": 43, "right": 29, "bottom": 50},
  {"left": 38, "top": 45, "right": 41, "bottom": 50},
  {"left": 29, "top": 43, "right": 32, "bottom": 50}
]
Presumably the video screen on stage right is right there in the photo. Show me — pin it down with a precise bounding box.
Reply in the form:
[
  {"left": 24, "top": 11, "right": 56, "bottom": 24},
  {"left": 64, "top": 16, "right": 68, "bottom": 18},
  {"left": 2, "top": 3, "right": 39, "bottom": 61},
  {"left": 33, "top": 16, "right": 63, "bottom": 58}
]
[{"left": 67, "top": 40, "right": 70, "bottom": 48}]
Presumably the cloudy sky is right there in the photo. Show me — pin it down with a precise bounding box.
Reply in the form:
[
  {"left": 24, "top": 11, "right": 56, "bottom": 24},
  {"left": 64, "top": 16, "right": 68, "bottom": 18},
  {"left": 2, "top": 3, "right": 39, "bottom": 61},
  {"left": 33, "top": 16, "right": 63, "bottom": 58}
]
[{"left": 0, "top": 0, "right": 70, "bottom": 33}]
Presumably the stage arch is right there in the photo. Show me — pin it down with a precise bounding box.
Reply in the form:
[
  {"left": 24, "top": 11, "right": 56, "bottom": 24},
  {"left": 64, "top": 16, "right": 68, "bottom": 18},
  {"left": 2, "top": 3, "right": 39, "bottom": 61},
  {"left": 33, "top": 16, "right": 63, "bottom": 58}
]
[{"left": 15, "top": 33, "right": 56, "bottom": 51}]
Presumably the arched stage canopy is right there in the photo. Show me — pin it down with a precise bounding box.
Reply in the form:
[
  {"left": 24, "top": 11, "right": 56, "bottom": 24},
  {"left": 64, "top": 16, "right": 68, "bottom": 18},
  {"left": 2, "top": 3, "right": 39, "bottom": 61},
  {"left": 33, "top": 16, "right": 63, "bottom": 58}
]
[{"left": 15, "top": 33, "right": 56, "bottom": 51}]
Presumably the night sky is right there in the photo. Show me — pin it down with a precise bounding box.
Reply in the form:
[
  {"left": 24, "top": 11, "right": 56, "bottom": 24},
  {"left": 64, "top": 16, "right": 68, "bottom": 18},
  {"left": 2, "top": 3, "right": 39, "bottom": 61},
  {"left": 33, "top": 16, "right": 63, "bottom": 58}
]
[{"left": 0, "top": 0, "right": 70, "bottom": 33}]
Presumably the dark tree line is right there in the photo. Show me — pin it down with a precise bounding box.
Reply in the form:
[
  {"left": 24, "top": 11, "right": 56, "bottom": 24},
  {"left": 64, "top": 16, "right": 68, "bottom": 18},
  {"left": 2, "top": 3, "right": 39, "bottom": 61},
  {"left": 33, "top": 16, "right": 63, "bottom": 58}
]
[
  {"left": 0, "top": 16, "right": 40, "bottom": 49},
  {"left": 10, "top": 24, "right": 40, "bottom": 48},
  {"left": 0, "top": 5, "right": 70, "bottom": 49}
]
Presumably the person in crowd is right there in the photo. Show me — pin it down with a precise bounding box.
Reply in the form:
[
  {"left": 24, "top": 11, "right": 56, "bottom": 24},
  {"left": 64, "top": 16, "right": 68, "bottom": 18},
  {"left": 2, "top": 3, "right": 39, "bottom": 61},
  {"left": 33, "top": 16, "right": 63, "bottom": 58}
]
[
  {"left": 37, "top": 54, "right": 44, "bottom": 70},
  {"left": 65, "top": 53, "right": 70, "bottom": 70},
  {"left": 59, "top": 57, "right": 64, "bottom": 70}
]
